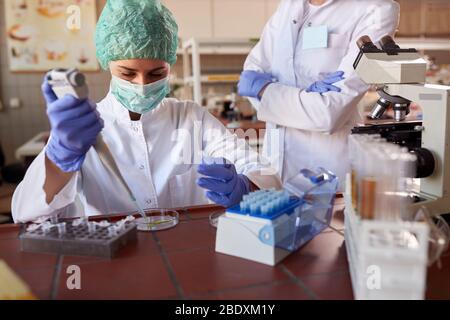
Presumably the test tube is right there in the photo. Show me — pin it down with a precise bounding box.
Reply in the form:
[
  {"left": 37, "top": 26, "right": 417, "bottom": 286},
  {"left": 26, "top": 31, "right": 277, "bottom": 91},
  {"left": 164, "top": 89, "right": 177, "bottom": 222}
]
[
  {"left": 372, "top": 142, "right": 393, "bottom": 220},
  {"left": 57, "top": 222, "right": 66, "bottom": 236},
  {"left": 283, "top": 194, "right": 290, "bottom": 205},
  {"left": 355, "top": 135, "right": 369, "bottom": 215},
  {"left": 108, "top": 226, "right": 117, "bottom": 237},
  {"left": 350, "top": 134, "right": 367, "bottom": 214},
  {"left": 96, "top": 220, "right": 111, "bottom": 228},
  {"left": 276, "top": 196, "right": 282, "bottom": 208},
  {"left": 72, "top": 217, "right": 87, "bottom": 227},
  {"left": 250, "top": 202, "right": 258, "bottom": 214},
  {"left": 124, "top": 215, "right": 136, "bottom": 223},
  {"left": 87, "top": 222, "right": 97, "bottom": 234},
  {"left": 360, "top": 177, "right": 377, "bottom": 220},
  {"left": 114, "top": 221, "right": 125, "bottom": 232},
  {"left": 50, "top": 215, "right": 59, "bottom": 224},
  {"left": 397, "top": 149, "right": 417, "bottom": 221},
  {"left": 261, "top": 204, "right": 269, "bottom": 215},
  {"left": 361, "top": 136, "right": 381, "bottom": 220},
  {"left": 240, "top": 201, "right": 248, "bottom": 212},
  {"left": 41, "top": 222, "right": 53, "bottom": 234},
  {"left": 351, "top": 134, "right": 417, "bottom": 222}
]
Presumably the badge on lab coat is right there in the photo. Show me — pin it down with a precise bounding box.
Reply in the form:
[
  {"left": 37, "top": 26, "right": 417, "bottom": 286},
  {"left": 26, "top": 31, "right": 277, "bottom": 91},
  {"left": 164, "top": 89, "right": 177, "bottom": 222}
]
[{"left": 302, "top": 25, "right": 328, "bottom": 50}]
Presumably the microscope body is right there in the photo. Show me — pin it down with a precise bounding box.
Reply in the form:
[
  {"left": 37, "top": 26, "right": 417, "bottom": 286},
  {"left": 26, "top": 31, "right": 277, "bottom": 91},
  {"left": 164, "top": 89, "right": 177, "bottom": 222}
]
[
  {"left": 384, "top": 83, "right": 450, "bottom": 214},
  {"left": 353, "top": 36, "right": 450, "bottom": 215}
]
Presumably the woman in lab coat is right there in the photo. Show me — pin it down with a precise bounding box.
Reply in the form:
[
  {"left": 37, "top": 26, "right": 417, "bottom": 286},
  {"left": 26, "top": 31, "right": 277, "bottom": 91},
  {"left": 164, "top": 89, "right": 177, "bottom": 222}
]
[
  {"left": 12, "top": 0, "right": 280, "bottom": 223},
  {"left": 238, "top": 0, "right": 400, "bottom": 190}
]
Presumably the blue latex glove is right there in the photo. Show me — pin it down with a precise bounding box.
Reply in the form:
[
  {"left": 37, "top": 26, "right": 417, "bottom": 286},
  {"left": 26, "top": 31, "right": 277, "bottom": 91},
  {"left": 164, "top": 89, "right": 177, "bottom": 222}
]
[
  {"left": 238, "top": 70, "right": 274, "bottom": 100},
  {"left": 43, "top": 79, "right": 104, "bottom": 173},
  {"left": 306, "top": 71, "right": 345, "bottom": 94},
  {"left": 196, "top": 158, "right": 251, "bottom": 207}
]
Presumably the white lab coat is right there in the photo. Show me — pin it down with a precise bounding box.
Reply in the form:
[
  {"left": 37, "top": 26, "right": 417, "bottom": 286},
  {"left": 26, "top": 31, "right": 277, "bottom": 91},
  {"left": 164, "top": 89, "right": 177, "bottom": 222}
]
[
  {"left": 245, "top": 0, "right": 400, "bottom": 190},
  {"left": 12, "top": 93, "right": 281, "bottom": 223}
]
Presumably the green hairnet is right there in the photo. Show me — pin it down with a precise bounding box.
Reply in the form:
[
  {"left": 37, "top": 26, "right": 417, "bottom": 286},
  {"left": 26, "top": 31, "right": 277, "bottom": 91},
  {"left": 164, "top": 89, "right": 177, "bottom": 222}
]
[{"left": 95, "top": 0, "right": 178, "bottom": 69}]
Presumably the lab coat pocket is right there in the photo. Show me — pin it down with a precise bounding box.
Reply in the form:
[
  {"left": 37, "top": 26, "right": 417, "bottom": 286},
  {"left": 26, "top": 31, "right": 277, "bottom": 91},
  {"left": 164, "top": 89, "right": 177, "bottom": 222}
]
[
  {"left": 300, "top": 33, "right": 349, "bottom": 75},
  {"left": 168, "top": 167, "right": 208, "bottom": 208}
]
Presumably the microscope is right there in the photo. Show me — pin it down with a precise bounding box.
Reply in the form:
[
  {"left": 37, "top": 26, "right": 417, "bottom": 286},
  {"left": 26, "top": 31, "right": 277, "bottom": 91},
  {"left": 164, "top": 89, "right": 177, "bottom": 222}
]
[{"left": 352, "top": 35, "right": 450, "bottom": 216}]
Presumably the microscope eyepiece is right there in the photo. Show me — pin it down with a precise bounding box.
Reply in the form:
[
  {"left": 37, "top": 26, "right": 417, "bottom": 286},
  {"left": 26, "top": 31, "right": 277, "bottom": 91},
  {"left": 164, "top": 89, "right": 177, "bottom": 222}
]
[
  {"left": 357, "top": 35, "right": 379, "bottom": 51},
  {"left": 356, "top": 36, "right": 372, "bottom": 49},
  {"left": 380, "top": 35, "right": 400, "bottom": 51}
]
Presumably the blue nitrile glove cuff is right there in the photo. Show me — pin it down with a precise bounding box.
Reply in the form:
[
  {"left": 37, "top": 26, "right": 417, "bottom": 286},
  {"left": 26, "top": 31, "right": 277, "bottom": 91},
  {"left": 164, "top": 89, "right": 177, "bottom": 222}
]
[
  {"left": 45, "top": 137, "right": 87, "bottom": 172},
  {"left": 237, "top": 174, "right": 251, "bottom": 197},
  {"left": 231, "top": 174, "right": 251, "bottom": 200}
]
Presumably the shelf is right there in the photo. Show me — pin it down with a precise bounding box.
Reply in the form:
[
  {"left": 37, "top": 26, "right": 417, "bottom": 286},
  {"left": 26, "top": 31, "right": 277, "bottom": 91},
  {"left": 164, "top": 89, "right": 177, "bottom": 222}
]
[
  {"left": 15, "top": 132, "right": 48, "bottom": 160},
  {"left": 169, "top": 78, "right": 185, "bottom": 86},
  {"left": 177, "top": 47, "right": 252, "bottom": 55},
  {"left": 179, "top": 37, "right": 450, "bottom": 106},
  {"left": 176, "top": 37, "right": 450, "bottom": 55},
  {"left": 396, "top": 38, "right": 450, "bottom": 51},
  {"left": 181, "top": 38, "right": 255, "bottom": 104},
  {"left": 178, "top": 38, "right": 256, "bottom": 55},
  {"left": 183, "top": 74, "right": 240, "bottom": 84}
]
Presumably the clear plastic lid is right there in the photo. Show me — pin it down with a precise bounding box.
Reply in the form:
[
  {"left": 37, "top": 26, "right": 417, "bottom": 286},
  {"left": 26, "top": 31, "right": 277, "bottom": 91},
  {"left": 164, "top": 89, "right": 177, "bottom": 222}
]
[
  {"left": 284, "top": 167, "right": 338, "bottom": 198},
  {"left": 271, "top": 167, "right": 339, "bottom": 252}
]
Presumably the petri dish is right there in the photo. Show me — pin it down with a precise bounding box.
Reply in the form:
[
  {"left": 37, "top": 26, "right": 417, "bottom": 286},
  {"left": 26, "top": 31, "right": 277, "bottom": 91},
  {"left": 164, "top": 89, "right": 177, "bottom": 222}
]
[{"left": 135, "top": 209, "right": 179, "bottom": 232}]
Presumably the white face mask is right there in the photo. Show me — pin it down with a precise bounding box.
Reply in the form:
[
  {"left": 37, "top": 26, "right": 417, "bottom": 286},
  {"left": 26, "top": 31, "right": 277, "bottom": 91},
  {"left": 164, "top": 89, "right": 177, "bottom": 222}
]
[{"left": 110, "top": 75, "right": 170, "bottom": 114}]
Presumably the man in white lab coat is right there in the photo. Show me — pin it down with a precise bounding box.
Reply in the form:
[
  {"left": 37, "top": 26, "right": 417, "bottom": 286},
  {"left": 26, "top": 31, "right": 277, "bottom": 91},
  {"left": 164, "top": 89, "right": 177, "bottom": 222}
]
[
  {"left": 12, "top": 0, "right": 281, "bottom": 223},
  {"left": 238, "top": 0, "right": 400, "bottom": 190}
]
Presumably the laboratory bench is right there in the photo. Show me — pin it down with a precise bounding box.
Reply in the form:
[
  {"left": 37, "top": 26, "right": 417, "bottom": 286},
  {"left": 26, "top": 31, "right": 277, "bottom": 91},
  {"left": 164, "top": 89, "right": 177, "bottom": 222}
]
[{"left": 0, "top": 198, "right": 449, "bottom": 300}]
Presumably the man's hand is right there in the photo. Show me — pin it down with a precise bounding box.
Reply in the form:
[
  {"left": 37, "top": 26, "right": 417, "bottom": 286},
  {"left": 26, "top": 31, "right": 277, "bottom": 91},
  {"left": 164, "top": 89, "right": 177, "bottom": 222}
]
[
  {"left": 306, "top": 71, "right": 345, "bottom": 94},
  {"left": 238, "top": 70, "right": 274, "bottom": 100}
]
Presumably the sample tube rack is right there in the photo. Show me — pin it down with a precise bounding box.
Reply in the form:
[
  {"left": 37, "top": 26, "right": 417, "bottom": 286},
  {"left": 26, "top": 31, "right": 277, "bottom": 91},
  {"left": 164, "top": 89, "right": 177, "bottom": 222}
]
[
  {"left": 344, "top": 174, "right": 429, "bottom": 300},
  {"left": 20, "top": 217, "right": 137, "bottom": 258}
]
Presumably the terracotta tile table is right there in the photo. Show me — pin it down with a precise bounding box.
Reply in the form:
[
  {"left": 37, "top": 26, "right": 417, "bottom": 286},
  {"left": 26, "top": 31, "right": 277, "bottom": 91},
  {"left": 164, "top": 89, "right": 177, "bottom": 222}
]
[{"left": 0, "top": 203, "right": 449, "bottom": 300}]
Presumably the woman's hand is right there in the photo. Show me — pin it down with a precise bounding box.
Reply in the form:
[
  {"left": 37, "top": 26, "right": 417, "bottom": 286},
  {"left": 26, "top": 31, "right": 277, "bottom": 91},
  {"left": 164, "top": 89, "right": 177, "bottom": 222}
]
[
  {"left": 196, "top": 158, "right": 251, "bottom": 208},
  {"left": 43, "top": 79, "right": 104, "bottom": 173}
]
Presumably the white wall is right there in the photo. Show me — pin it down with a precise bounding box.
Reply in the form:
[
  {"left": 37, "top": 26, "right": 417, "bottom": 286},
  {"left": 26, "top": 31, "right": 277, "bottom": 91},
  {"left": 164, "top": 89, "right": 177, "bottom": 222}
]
[{"left": 162, "top": 0, "right": 280, "bottom": 39}]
